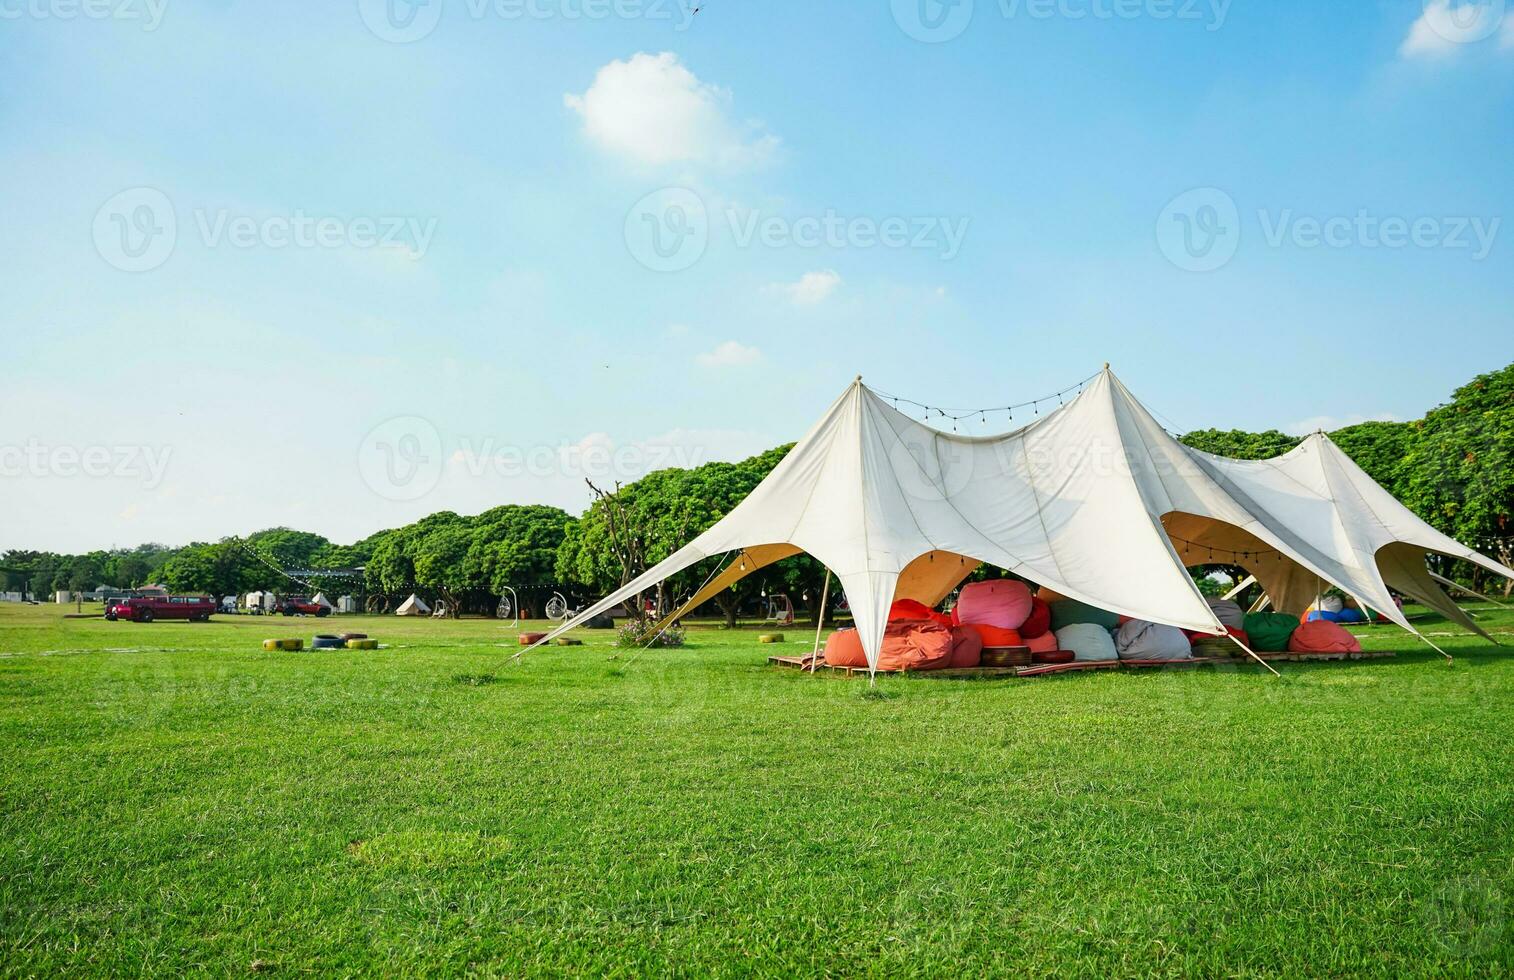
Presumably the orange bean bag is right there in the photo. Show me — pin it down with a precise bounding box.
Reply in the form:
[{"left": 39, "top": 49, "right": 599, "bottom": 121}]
[
  {"left": 1019, "top": 597, "right": 1052, "bottom": 639},
  {"left": 889, "top": 598, "right": 952, "bottom": 628},
  {"left": 823, "top": 620, "right": 955, "bottom": 671},
  {"left": 1287, "top": 619, "right": 1362, "bottom": 654},
  {"left": 964, "top": 623, "right": 1023, "bottom": 648}
]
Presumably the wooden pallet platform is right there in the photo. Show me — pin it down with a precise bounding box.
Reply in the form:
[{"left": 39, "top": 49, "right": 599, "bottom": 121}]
[
  {"left": 771, "top": 651, "right": 1394, "bottom": 677},
  {"left": 770, "top": 655, "right": 1225, "bottom": 678}
]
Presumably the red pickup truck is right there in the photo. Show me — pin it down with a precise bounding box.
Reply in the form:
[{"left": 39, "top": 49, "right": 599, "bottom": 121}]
[{"left": 108, "top": 595, "right": 217, "bottom": 623}]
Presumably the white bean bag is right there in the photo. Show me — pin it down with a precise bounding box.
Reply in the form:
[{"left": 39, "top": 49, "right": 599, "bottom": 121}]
[
  {"left": 1054, "top": 623, "right": 1118, "bottom": 662},
  {"left": 1305, "top": 595, "right": 1345, "bottom": 614},
  {"left": 1114, "top": 619, "right": 1193, "bottom": 661},
  {"left": 1206, "top": 598, "right": 1245, "bottom": 632}
]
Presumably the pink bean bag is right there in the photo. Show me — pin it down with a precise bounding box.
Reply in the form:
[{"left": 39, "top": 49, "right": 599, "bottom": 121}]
[
  {"left": 947, "top": 626, "right": 983, "bottom": 668},
  {"left": 954, "top": 579, "right": 1033, "bottom": 630},
  {"left": 1287, "top": 619, "right": 1362, "bottom": 654},
  {"left": 1025, "top": 631, "right": 1059, "bottom": 655}
]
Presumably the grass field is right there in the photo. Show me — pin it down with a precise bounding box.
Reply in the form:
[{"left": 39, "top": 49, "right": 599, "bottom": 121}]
[{"left": 2, "top": 602, "right": 1512, "bottom": 976}]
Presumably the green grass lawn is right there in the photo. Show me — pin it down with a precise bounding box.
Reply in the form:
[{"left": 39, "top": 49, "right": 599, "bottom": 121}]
[{"left": 2, "top": 602, "right": 1512, "bottom": 976}]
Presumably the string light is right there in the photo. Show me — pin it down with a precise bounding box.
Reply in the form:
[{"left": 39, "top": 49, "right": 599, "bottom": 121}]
[{"left": 870, "top": 371, "right": 1100, "bottom": 429}]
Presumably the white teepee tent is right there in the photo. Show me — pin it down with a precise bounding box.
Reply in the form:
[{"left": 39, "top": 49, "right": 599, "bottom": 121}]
[
  {"left": 395, "top": 594, "right": 431, "bottom": 616},
  {"left": 522, "top": 369, "right": 1513, "bottom": 673}
]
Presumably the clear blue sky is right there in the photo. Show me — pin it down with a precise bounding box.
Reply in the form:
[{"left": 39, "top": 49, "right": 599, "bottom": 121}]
[{"left": 3, "top": 0, "right": 1512, "bottom": 552}]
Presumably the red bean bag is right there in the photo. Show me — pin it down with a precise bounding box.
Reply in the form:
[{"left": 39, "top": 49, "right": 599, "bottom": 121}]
[
  {"left": 964, "top": 624, "right": 1023, "bottom": 648},
  {"left": 889, "top": 598, "right": 952, "bottom": 628},
  {"left": 954, "top": 580, "right": 1033, "bottom": 630},
  {"left": 1287, "top": 619, "right": 1361, "bottom": 654},
  {"left": 1019, "top": 597, "right": 1051, "bottom": 639},
  {"left": 947, "top": 626, "right": 982, "bottom": 668},
  {"left": 823, "top": 620, "right": 955, "bottom": 671},
  {"left": 1025, "top": 631, "right": 1059, "bottom": 655}
]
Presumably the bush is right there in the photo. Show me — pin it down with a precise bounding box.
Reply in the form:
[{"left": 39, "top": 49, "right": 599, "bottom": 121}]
[{"left": 615, "top": 618, "right": 686, "bottom": 649}]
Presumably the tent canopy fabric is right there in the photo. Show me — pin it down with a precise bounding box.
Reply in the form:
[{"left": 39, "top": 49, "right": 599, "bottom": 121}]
[{"left": 525, "top": 368, "right": 1514, "bottom": 673}]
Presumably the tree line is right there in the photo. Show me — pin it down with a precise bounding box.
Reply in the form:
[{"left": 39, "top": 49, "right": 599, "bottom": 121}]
[{"left": 5, "top": 362, "right": 1509, "bottom": 612}]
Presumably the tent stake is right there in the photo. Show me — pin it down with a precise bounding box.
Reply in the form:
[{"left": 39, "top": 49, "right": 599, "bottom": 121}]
[
  {"left": 1413, "top": 631, "right": 1455, "bottom": 665},
  {"left": 1226, "top": 633, "right": 1281, "bottom": 677},
  {"left": 809, "top": 570, "right": 832, "bottom": 672}
]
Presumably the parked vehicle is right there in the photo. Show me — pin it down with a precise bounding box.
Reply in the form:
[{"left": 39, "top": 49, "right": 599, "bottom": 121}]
[
  {"left": 107, "top": 594, "right": 217, "bottom": 623},
  {"left": 279, "top": 597, "right": 331, "bottom": 617}
]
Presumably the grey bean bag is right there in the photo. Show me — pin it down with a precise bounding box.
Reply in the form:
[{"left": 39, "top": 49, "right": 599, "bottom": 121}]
[
  {"left": 1054, "top": 623, "right": 1118, "bottom": 662},
  {"left": 1206, "top": 598, "right": 1245, "bottom": 632},
  {"left": 1114, "top": 619, "right": 1193, "bottom": 661}
]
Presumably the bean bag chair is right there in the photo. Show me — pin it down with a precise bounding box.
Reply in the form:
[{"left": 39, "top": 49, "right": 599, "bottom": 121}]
[
  {"left": 947, "top": 627, "right": 983, "bottom": 668},
  {"left": 1305, "top": 595, "right": 1345, "bottom": 615},
  {"left": 964, "top": 623, "right": 1022, "bottom": 648},
  {"left": 1306, "top": 609, "right": 1342, "bottom": 623},
  {"left": 889, "top": 598, "right": 952, "bottom": 628},
  {"left": 1335, "top": 608, "right": 1366, "bottom": 624},
  {"left": 1054, "top": 623, "right": 1118, "bottom": 662},
  {"left": 1242, "top": 612, "right": 1299, "bottom": 652},
  {"left": 954, "top": 579, "right": 1033, "bottom": 630},
  {"left": 1025, "top": 631, "right": 1059, "bottom": 655},
  {"left": 1115, "top": 619, "right": 1193, "bottom": 661},
  {"left": 823, "top": 620, "right": 956, "bottom": 671},
  {"left": 1190, "top": 627, "right": 1249, "bottom": 658},
  {"left": 1288, "top": 619, "right": 1361, "bottom": 654},
  {"left": 1206, "top": 598, "right": 1245, "bottom": 632},
  {"left": 1034, "top": 586, "right": 1070, "bottom": 604},
  {"left": 1048, "top": 599, "right": 1121, "bottom": 632},
  {"left": 1019, "top": 597, "right": 1052, "bottom": 639}
]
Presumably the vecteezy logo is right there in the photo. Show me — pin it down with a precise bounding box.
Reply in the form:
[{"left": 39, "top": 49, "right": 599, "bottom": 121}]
[
  {"left": 358, "top": 416, "right": 443, "bottom": 501},
  {"left": 1156, "top": 187, "right": 1240, "bottom": 272},
  {"left": 93, "top": 188, "right": 177, "bottom": 272},
  {"left": 623, "top": 187, "right": 709, "bottom": 273},
  {"left": 358, "top": 0, "right": 443, "bottom": 42},
  {"left": 892, "top": 0, "right": 973, "bottom": 42},
  {"left": 1421, "top": 0, "right": 1505, "bottom": 45}
]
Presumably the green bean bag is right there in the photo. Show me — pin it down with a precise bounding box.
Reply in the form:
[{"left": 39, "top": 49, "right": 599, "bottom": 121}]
[
  {"left": 1242, "top": 611, "right": 1299, "bottom": 652},
  {"left": 1048, "top": 599, "right": 1121, "bottom": 632}
]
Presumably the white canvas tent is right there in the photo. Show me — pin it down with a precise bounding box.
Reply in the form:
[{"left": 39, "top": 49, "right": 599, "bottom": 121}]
[
  {"left": 311, "top": 592, "right": 334, "bottom": 611},
  {"left": 395, "top": 594, "right": 430, "bottom": 617},
  {"left": 522, "top": 369, "right": 1514, "bottom": 674}
]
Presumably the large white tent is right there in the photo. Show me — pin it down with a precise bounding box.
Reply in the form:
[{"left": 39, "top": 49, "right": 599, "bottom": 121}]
[{"left": 524, "top": 369, "right": 1514, "bottom": 674}]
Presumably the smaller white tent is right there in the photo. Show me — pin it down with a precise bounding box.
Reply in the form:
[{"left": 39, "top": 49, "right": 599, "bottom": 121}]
[
  {"left": 311, "top": 592, "right": 334, "bottom": 610},
  {"left": 395, "top": 594, "right": 430, "bottom": 616}
]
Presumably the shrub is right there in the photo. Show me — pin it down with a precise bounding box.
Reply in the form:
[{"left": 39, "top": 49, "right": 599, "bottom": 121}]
[{"left": 615, "top": 618, "right": 686, "bottom": 649}]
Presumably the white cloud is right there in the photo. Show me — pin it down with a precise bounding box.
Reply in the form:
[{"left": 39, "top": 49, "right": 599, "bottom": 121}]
[
  {"left": 695, "top": 340, "right": 762, "bottom": 368},
  {"left": 564, "top": 52, "right": 779, "bottom": 169},
  {"left": 1282, "top": 412, "right": 1401, "bottom": 436},
  {"left": 1503, "top": 12, "right": 1514, "bottom": 46},
  {"left": 1400, "top": 0, "right": 1507, "bottom": 58},
  {"left": 769, "top": 269, "right": 841, "bottom": 305}
]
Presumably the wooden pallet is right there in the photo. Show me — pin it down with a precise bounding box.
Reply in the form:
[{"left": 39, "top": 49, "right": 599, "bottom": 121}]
[
  {"left": 1257, "top": 650, "right": 1395, "bottom": 663},
  {"left": 769, "top": 656, "right": 1211, "bottom": 679}
]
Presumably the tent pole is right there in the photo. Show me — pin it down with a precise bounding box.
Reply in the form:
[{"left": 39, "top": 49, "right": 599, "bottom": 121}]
[
  {"left": 1225, "top": 633, "right": 1281, "bottom": 678},
  {"left": 809, "top": 569, "right": 832, "bottom": 672}
]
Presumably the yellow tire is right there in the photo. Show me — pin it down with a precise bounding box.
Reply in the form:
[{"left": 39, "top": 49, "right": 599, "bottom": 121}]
[
  {"left": 346, "top": 639, "right": 379, "bottom": 650},
  {"left": 264, "top": 638, "right": 303, "bottom": 651},
  {"left": 555, "top": 637, "right": 582, "bottom": 646},
  {"left": 758, "top": 634, "right": 785, "bottom": 644}
]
